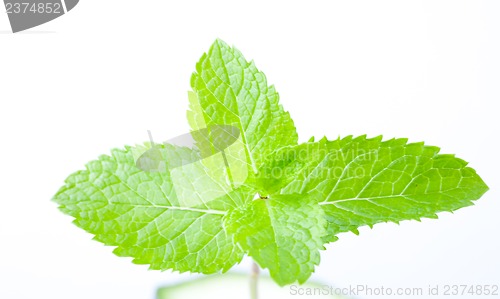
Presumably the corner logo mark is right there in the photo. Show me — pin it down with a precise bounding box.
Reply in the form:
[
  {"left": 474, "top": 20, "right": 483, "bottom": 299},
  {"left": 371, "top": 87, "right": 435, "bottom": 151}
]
[{"left": 4, "top": 0, "right": 79, "bottom": 33}]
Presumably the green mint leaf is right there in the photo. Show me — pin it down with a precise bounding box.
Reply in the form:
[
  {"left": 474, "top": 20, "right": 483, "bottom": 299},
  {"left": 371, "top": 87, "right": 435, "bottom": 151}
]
[
  {"left": 190, "top": 39, "right": 298, "bottom": 174},
  {"left": 275, "top": 136, "right": 488, "bottom": 242},
  {"left": 53, "top": 39, "right": 489, "bottom": 287},
  {"left": 225, "top": 194, "right": 326, "bottom": 285},
  {"left": 53, "top": 145, "right": 253, "bottom": 273}
]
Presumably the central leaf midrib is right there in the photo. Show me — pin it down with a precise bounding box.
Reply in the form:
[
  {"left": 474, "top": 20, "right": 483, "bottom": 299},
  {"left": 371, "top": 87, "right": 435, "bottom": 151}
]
[
  {"left": 200, "top": 54, "right": 259, "bottom": 174},
  {"left": 113, "top": 203, "right": 227, "bottom": 215},
  {"left": 265, "top": 199, "right": 281, "bottom": 277}
]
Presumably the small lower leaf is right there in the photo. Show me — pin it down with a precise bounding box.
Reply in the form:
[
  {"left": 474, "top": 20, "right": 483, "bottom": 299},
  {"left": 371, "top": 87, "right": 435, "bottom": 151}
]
[{"left": 224, "top": 194, "right": 326, "bottom": 285}]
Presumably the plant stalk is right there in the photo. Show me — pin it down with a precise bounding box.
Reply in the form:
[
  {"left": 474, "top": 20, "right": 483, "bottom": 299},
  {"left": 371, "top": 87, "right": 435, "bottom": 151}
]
[{"left": 250, "top": 261, "right": 259, "bottom": 299}]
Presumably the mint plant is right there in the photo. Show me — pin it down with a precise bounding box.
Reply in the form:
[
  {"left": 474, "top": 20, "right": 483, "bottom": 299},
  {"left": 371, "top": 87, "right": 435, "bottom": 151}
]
[{"left": 53, "top": 39, "right": 488, "bottom": 289}]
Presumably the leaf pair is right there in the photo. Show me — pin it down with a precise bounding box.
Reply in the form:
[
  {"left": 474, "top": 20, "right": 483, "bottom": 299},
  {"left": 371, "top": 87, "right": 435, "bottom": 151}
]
[{"left": 53, "top": 39, "right": 488, "bottom": 286}]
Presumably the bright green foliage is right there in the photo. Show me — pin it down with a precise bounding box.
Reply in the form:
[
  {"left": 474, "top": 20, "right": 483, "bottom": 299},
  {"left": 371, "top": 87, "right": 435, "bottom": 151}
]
[
  {"left": 54, "top": 145, "right": 251, "bottom": 273},
  {"left": 190, "top": 39, "right": 298, "bottom": 173},
  {"left": 225, "top": 194, "right": 326, "bottom": 285},
  {"left": 265, "top": 136, "right": 489, "bottom": 243},
  {"left": 53, "top": 39, "right": 489, "bottom": 286}
]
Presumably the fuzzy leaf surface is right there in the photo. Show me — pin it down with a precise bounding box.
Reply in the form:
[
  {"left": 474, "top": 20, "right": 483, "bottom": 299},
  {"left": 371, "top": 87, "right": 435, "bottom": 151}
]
[
  {"left": 272, "top": 136, "right": 489, "bottom": 242},
  {"left": 190, "top": 39, "right": 298, "bottom": 174},
  {"left": 53, "top": 145, "right": 253, "bottom": 273},
  {"left": 225, "top": 194, "right": 326, "bottom": 285}
]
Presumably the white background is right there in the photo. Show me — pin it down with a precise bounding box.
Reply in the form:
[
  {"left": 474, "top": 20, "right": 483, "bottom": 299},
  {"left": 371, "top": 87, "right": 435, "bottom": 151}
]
[{"left": 1, "top": 1, "right": 499, "bottom": 298}]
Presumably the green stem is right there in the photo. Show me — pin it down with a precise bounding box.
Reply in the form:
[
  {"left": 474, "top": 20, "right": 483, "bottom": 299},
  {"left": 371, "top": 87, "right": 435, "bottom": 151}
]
[{"left": 250, "top": 261, "right": 259, "bottom": 299}]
